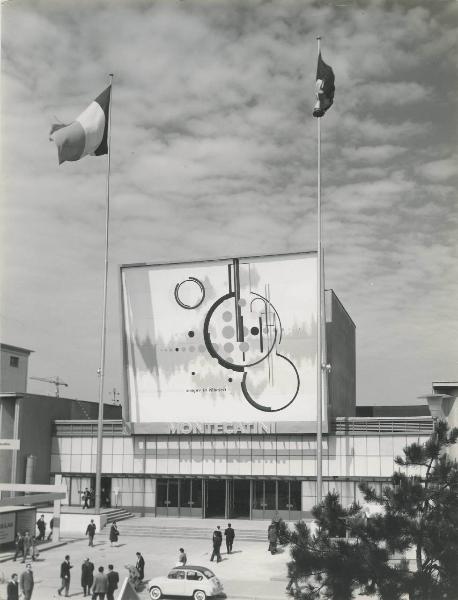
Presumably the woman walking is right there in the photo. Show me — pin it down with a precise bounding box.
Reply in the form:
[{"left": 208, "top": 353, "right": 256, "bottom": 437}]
[{"left": 109, "top": 521, "right": 119, "bottom": 547}]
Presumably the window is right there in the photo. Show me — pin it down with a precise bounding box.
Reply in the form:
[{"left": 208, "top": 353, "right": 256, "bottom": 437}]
[
  {"left": 10, "top": 356, "right": 19, "bottom": 368},
  {"left": 186, "top": 571, "right": 202, "bottom": 581}
]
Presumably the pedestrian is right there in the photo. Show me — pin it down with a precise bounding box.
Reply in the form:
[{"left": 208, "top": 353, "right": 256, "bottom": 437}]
[
  {"left": 210, "top": 525, "right": 222, "bottom": 562},
  {"left": 22, "top": 531, "right": 31, "bottom": 563},
  {"left": 91, "top": 566, "right": 108, "bottom": 599},
  {"left": 177, "top": 547, "right": 187, "bottom": 566},
  {"left": 82, "top": 488, "right": 90, "bottom": 509},
  {"left": 19, "top": 563, "right": 34, "bottom": 600},
  {"left": 135, "top": 551, "right": 145, "bottom": 581},
  {"left": 36, "top": 515, "right": 46, "bottom": 541},
  {"left": 58, "top": 554, "right": 73, "bottom": 596},
  {"left": 109, "top": 521, "right": 119, "bottom": 546},
  {"left": 13, "top": 532, "right": 24, "bottom": 561},
  {"left": 30, "top": 536, "right": 39, "bottom": 561},
  {"left": 267, "top": 523, "right": 278, "bottom": 555},
  {"left": 81, "top": 557, "right": 94, "bottom": 597},
  {"left": 47, "top": 517, "right": 54, "bottom": 541},
  {"left": 7, "top": 573, "right": 19, "bottom": 600},
  {"left": 224, "top": 523, "right": 235, "bottom": 554},
  {"left": 106, "top": 564, "right": 119, "bottom": 600},
  {"left": 86, "top": 519, "right": 96, "bottom": 546}
]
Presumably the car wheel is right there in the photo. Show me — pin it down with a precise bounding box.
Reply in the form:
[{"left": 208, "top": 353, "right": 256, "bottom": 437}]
[
  {"left": 193, "top": 590, "right": 207, "bottom": 600},
  {"left": 150, "top": 586, "right": 162, "bottom": 600}
]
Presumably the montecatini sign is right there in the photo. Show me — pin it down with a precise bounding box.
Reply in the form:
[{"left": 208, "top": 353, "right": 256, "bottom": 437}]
[{"left": 168, "top": 422, "right": 274, "bottom": 434}]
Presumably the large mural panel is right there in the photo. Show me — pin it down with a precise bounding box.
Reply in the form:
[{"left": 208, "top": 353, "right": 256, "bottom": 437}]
[{"left": 121, "top": 253, "right": 321, "bottom": 430}]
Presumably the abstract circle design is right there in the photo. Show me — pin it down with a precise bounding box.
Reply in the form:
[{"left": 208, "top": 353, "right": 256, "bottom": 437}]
[
  {"left": 174, "top": 277, "right": 205, "bottom": 309},
  {"left": 224, "top": 342, "right": 234, "bottom": 353},
  {"left": 222, "top": 311, "right": 232, "bottom": 322}
]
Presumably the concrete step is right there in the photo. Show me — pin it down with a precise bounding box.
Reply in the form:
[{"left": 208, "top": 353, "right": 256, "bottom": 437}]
[
  {"left": 116, "top": 525, "right": 267, "bottom": 541},
  {"left": 105, "top": 508, "right": 133, "bottom": 523}
]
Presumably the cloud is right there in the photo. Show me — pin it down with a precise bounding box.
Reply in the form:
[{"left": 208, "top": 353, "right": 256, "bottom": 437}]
[
  {"left": 416, "top": 156, "right": 457, "bottom": 183},
  {"left": 1, "top": 0, "right": 457, "bottom": 407}
]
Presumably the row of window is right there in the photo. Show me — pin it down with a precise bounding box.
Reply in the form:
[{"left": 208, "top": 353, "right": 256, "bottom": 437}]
[
  {"left": 52, "top": 434, "right": 426, "bottom": 457},
  {"left": 60, "top": 476, "right": 389, "bottom": 513},
  {"left": 52, "top": 452, "right": 424, "bottom": 478}
]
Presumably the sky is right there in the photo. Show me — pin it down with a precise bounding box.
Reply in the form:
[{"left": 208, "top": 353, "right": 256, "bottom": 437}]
[{"left": 1, "top": 0, "right": 457, "bottom": 409}]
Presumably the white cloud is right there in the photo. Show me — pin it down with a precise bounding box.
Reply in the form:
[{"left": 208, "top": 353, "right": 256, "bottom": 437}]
[{"left": 1, "top": 0, "right": 457, "bottom": 406}]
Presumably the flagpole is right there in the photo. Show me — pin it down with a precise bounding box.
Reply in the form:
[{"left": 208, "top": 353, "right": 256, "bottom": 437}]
[
  {"left": 316, "top": 36, "right": 323, "bottom": 505},
  {"left": 95, "top": 73, "right": 114, "bottom": 515}
]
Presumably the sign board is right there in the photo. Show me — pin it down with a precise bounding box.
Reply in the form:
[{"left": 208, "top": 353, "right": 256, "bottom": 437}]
[
  {"left": 121, "top": 252, "right": 325, "bottom": 433},
  {"left": 0, "top": 439, "right": 20, "bottom": 450},
  {"left": 0, "top": 512, "right": 16, "bottom": 543}
]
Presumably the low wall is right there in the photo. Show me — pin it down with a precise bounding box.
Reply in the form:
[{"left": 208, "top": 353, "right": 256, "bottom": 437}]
[{"left": 42, "top": 510, "right": 107, "bottom": 536}]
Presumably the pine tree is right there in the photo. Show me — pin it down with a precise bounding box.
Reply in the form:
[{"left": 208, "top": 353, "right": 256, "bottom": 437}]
[{"left": 287, "top": 420, "right": 458, "bottom": 599}]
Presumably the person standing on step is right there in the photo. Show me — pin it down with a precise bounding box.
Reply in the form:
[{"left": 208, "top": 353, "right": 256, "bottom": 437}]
[
  {"left": 58, "top": 554, "right": 73, "bottom": 596},
  {"left": 224, "top": 523, "right": 235, "bottom": 554},
  {"left": 106, "top": 564, "right": 119, "bottom": 600},
  {"left": 86, "top": 519, "right": 96, "bottom": 546},
  {"left": 82, "top": 488, "right": 89, "bottom": 509},
  {"left": 109, "top": 521, "right": 119, "bottom": 546},
  {"left": 210, "top": 525, "right": 222, "bottom": 562},
  {"left": 81, "top": 557, "right": 94, "bottom": 597},
  {"left": 135, "top": 551, "right": 145, "bottom": 581}
]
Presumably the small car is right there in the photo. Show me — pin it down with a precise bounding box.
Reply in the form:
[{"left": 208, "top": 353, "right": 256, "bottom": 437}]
[{"left": 148, "top": 565, "right": 224, "bottom": 600}]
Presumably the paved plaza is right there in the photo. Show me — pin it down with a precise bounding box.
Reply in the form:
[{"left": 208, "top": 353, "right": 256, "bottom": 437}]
[{"left": 0, "top": 521, "right": 291, "bottom": 600}]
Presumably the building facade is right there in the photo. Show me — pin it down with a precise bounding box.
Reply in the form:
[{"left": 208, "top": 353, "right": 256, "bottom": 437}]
[{"left": 51, "top": 415, "right": 434, "bottom": 519}]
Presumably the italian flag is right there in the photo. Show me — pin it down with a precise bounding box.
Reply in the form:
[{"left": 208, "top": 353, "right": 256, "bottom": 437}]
[{"left": 50, "top": 86, "right": 111, "bottom": 164}]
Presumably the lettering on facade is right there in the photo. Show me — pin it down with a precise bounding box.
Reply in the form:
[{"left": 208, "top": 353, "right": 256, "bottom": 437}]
[{"left": 168, "top": 422, "right": 274, "bottom": 435}]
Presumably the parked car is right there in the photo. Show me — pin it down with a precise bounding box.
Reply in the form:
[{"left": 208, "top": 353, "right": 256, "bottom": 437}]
[{"left": 148, "top": 565, "right": 224, "bottom": 600}]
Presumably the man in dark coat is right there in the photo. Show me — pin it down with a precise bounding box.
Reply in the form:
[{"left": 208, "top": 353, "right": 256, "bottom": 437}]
[
  {"left": 135, "top": 551, "right": 145, "bottom": 581},
  {"left": 13, "top": 533, "right": 24, "bottom": 561},
  {"left": 22, "top": 532, "right": 31, "bottom": 563},
  {"left": 58, "top": 554, "right": 73, "bottom": 596},
  {"left": 7, "top": 573, "right": 19, "bottom": 600},
  {"left": 81, "top": 557, "right": 94, "bottom": 596},
  {"left": 106, "top": 564, "right": 119, "bottom": 600},
  {"left": 224, "top": 523, "right": 235, "bottom": 554},
  {"left": 267, "top": 523, "right": 278, "bottom": 554},
  {"left": 85, "top": 519, "right": 96, "bottom": 547},
  {"left": 210, "top": 525, "right": 222, "bottom": 562},
  {"left": 36, "top": 515, "right": 46, "bottom": 541},
  {"left": 47, "top": 517, "right": 54, "bottom": 541},
  {"left": 82, "top": 488, "right": 90, "bottom": 509},
  {"left": 19, "top": 564, "right": 34, "bottom": 600}
]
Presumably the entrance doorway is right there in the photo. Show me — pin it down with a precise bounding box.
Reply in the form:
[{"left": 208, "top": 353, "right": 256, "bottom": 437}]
[
  {"left": 205, "top": 480, "right": 226, "bottom": 518},
  {"left": 228, "top": 480, "right": 250, "bottom": 518}
]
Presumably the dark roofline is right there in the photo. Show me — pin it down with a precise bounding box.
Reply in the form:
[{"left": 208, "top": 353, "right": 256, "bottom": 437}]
[{"left": 0, "top": 343, "right": 34, "bottom": 354}]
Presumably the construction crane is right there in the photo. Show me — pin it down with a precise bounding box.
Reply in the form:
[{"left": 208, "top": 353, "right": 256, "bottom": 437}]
[{"left": 30, "top": 376, "right": 68, "bottom": 398}]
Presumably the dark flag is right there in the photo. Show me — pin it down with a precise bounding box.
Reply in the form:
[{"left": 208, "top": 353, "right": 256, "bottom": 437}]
[{"left": 313, "top": 53, "right": 335, "bottom": 118}]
